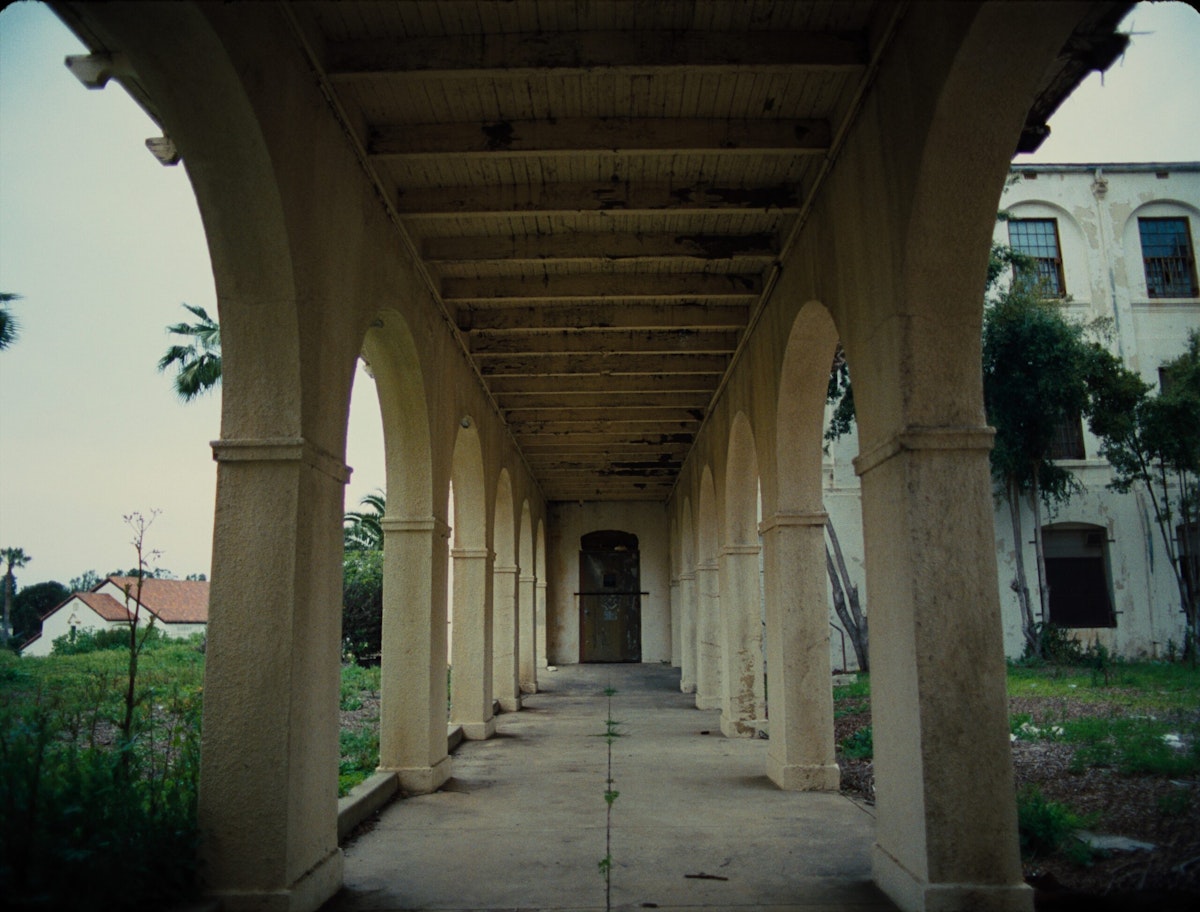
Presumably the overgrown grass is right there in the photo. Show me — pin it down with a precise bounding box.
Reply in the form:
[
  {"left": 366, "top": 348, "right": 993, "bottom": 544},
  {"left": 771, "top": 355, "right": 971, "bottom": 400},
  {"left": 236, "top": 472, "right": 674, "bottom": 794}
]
[
  {"left": 0, "top": 641, "right": 204, "bottom": 910},
  {"left": 1, "top": 645, "right": 386, "bottom": 909}
]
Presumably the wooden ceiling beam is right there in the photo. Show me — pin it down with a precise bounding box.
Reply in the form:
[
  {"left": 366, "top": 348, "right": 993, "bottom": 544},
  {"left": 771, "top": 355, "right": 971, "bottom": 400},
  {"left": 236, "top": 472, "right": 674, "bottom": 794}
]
[
  {"left": 443, "top": 273, "right": 760, "bottom": 302},
  {"left": 514, "top": 430, "right": 695, "bottom": 446},
  {"left": 457, "top": 302, "right": 749, "bottom": 332},
  {"left": 424, "top": 232, "right": 778, "bottom": 264},
  {"left": 477, "top": 352, "right": 729, "bottom": 376},
  {"left": 325, "top": 30, "right": 867, "bottom": 78},
  {"left": 469, "top": 328, "right": 739, "bottom": 356},
  {"left": 498, "top": 391, "right": 708, "bottom": 411},
  {"left": 485, "top": 373, "right": 720, "bottom": 394},
  {"left": 517, "top": 426, "right": 698, "bottom": 441},
  {"left": 394, "top": 181, "right": 801, "bottom": 218},
  {"left": 505, "top": 406, "right": 704, "bottom": 423},
  {"left": 368, "top": 117, "right": 830, "bottom": 158}
]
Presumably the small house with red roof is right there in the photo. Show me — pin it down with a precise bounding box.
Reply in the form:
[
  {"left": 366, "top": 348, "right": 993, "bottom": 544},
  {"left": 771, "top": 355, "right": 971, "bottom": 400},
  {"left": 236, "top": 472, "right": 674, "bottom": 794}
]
[{"left": 20, "top": 576, "right": 208, "bottom": 656}]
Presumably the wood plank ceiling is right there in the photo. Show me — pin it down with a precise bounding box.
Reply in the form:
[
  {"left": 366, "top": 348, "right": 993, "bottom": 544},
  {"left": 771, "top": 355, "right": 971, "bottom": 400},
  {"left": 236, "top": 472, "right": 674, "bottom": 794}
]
[{"left": 279, "top": 0, "right": 1120, "bottom": 502}]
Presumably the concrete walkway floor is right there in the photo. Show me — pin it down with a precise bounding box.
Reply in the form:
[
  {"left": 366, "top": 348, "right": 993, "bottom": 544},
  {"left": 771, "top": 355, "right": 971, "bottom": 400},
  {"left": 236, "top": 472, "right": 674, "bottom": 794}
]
[{"left": 322, "top": 663, "right": 896, "bottom": 912}]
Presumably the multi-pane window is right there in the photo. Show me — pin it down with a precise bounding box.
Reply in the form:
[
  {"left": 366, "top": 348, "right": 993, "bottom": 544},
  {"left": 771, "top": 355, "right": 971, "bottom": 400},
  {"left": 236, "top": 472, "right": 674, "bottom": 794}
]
[
  {"left": 1009, "top": 218, "right": 1066, "bottom": 296},
  {"left": 1048, "top": 412, "right": 1085, "bottom": 460},
  {"left": 1138, "top": 217, "right": 1198, "bottom": 298}
]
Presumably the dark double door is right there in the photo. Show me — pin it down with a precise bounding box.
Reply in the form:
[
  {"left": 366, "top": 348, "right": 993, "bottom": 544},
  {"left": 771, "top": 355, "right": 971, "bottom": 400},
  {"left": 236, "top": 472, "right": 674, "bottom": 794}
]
[{"left": 579, "top": 530, "right": 641, "bottom": 663}]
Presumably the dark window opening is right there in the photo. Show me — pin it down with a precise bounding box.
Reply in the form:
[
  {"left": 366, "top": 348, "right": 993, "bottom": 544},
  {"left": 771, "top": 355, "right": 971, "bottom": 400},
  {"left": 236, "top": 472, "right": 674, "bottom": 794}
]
[
  {"left": 1179, "top": 522, "right": 1200, "bottom": 606},
  {"left": 1044, "top": 525, "right": 1115, "bottom": 628},
  {"left": 1009, "top": 218, "right": 1066, "bottom": 296},
  {"left": 1139, "top": 217, "right": 1198, "bottom": 298}
]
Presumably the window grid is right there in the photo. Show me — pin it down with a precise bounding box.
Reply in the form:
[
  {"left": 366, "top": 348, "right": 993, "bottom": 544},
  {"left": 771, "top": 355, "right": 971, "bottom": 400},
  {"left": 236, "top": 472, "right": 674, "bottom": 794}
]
[
  {"left": 1048, "top": 413, "right": 1085, "bottom": 461},
  {"left": 1008, "top": 219, "right": 1065, "bottom": 296},
  {"left": 1139, "top": 217, "right": 1198, "bottom": 298}
]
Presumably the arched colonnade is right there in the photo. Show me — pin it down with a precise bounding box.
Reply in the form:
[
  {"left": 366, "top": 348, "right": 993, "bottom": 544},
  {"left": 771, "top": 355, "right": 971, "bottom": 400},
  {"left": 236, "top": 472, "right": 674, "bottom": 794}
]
[{"left": 47, "top": 3, "right": 1120, "bottom": 910}]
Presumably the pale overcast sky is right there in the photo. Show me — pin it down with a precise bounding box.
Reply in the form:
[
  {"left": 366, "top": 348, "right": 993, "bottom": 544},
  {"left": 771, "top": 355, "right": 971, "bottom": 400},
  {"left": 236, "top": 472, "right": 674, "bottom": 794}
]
[{"left": 1, "top": 1, "right": 1199, "bottom": 587}]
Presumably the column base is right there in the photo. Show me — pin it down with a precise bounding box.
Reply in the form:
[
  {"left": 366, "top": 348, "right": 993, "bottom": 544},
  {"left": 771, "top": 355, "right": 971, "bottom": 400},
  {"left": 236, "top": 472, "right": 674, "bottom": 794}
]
[
  {"left": 766, "top": 754, "right": 841, "bottom": 791},
  {"left": 391, "top": 755, "right": 452, "bottom": 795},
  {"left": 873, "top": 845, "right": 1034, "bottom": 912},
  {"left": 519, "top": 681, "right": 538, "bottom": 695},
  {"left": 694, "top": 694, "right": 721, "bottom": 710},
  {"left": 210, "top": 847, "right": 343, "bottom": 912},
  {"left": 720, "top": 714, "right": 768, "bottom": 738},
  {"left": 458, "top": 717, "right": 497, "bottom": 740},
  {"left": 680, "top": 680, "right": 696, "bottom": 694},
  {"left": 497, "top": 695, "right": 522, "bottom": 713}
]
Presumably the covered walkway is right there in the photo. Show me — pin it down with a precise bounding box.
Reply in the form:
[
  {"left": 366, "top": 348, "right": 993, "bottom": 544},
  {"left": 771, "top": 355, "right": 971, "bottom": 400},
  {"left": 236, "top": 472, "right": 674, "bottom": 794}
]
[{"left": 325, "top": 664, "right": 892, "bottom": 912}]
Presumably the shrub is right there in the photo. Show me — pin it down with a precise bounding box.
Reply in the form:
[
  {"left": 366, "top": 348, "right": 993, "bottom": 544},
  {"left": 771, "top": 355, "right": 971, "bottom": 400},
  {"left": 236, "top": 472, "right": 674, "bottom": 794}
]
[
  {"left": 343, "top": 550, "right": 383, "bottom": 664},
  {"left": 839, "top": 725, "right": 873, "bottom": 760},
  {"left": 1016, "top": 786, "right": 1094, "bottom": 862},
  {"left": 50, "top": 624, "right": 170, "bottom": 657}
]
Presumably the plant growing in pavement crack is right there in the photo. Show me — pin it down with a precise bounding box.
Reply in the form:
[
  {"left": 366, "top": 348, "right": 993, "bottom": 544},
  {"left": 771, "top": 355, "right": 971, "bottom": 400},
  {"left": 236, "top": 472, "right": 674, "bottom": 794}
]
[{"left": 598, "top": 685, "right": 621, "bottom": 911}]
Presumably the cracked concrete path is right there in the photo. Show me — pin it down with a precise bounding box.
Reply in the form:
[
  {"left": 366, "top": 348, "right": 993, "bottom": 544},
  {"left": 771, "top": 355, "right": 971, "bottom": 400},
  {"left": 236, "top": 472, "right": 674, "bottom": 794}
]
[{"left": 321, "top": 663, "right": 895, "bottom": 912}]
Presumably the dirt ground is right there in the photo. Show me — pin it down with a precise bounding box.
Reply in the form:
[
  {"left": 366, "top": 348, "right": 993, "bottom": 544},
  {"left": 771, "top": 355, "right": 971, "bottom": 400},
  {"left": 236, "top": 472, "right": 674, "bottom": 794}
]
[{"left": 835, "top": 692, "right": 1200, "bottom": 910}]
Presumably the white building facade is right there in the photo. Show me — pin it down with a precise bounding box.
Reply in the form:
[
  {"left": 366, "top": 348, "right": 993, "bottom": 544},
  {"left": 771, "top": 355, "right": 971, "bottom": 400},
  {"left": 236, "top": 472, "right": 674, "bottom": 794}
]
[{"left": 824, "top": 162, "right": 1200, "bottom": 664}]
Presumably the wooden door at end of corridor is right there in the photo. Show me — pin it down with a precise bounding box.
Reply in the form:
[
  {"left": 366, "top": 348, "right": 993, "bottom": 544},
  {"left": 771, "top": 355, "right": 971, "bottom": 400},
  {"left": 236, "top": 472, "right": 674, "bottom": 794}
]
[{"left": 579, "top": 530, "right": 641, "bottom": 663}]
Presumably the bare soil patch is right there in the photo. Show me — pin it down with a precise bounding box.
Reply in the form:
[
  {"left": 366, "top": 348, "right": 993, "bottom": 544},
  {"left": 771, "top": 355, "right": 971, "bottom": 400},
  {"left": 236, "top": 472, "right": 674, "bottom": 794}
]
[{"left": 835, "top": 688, "right": 1200, "bottom": 908}]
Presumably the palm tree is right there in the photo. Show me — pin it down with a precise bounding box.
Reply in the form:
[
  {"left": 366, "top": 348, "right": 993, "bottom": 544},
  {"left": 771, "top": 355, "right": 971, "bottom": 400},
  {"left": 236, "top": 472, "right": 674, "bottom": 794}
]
[
  {"left": 344, "top": 490, "right": 386, "bottom": 551},
  {"left": 0, "top": 292, "right": 22, "bottom": 351},
  {"left": 2, "top": 547, "right": 31, "bottom": 646},
  {"left": 158, "top": 303, "right": 221, "bottom": 401}
]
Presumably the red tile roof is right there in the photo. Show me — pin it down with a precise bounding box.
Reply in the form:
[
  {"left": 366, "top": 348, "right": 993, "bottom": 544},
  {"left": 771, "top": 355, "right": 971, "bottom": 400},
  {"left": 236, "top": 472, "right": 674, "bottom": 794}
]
[
  {"left": 106, "top": 577, "right": 209, "bottom": 624},
  {"left": 75, "top": 591, "right": 134, "bottom": 623}
]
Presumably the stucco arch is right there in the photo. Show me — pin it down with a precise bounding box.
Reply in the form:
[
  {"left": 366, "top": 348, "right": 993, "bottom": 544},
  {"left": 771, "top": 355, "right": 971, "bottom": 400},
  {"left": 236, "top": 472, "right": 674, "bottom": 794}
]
[
  {"left": 761, "top": 302, "right": 840, "bottom": 790},
  {"left": 492, "top": 469, "right": 521, "bottom": 711},
  {"left": 363, "top": 315, "right": 433, "bottom": 516},
  {"left": 694, "top": 466, "right": 722, "bottom": 710},
  {"left": 449, "top": 423, "right": 494, "bottom": 740},
  {"left": 535, "top": 519, "right": 548, "bottom": 671},
  {"left": 518, "top": 500, "right": 538, "bottom": 693},
  {"left": 775, "top": 302, "right": 839, "bottom": 513},
  {"left": 363, "top": 311, "right": 453, "bottom": 795},
  {"left": 678, "top": 497, "right": 698, "bottom": 694},
  {"left": 669, "top": 514, "right": 682, "bottom": 669},
  {"left": 718, "top": 412, "right": 766, "bottom": 736}
]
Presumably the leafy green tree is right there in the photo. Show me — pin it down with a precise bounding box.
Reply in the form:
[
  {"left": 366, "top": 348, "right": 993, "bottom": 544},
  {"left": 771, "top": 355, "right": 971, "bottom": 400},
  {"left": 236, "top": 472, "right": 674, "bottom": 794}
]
[
  {"left": 69, "top": 569, "right": 103, "bottom": 592},
  {"left": 0, "top": 292, "right": 21, "bottom": 350},
  {"left": 1097, "top": 330, "right": 1200, "bottom": 660},
  {"left": 983, "top": 271, "right": 1094, "bottom": 654},
  {"left": 11, "top": 580, "right": 69, "bottom": 645},
  {"left": 344, "top": 490, "right": 386, "bottom": 551},
  {"left": 343, "top": 549, "right": 383, "bottom": 663},
  {"left": 157, "top": 303, "right": 221, "bottom": 401},
  {"left": 1, "top": 547, "right": 31, "bottom": 646}
]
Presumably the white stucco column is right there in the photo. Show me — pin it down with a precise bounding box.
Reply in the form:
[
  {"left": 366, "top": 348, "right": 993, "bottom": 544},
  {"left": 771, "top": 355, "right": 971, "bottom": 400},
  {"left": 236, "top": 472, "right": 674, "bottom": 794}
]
[
  {"left": 451, "top": 547, "right": 495, "bottom": 740},
  {"left": 761, "top": 511, "right": 839, "bottom": 790},
  {"left": 719, "top": 544, "right": 766, "bottom": 737},
  {"left": 379, "top": 516, "right": 451, "bottom": 794},
  {"left": 678, "top": 571, "right": 697, "bottom": 693},
  {"left": 669, "top": 574, "right": 681, "bottom": 668},
  {"left": 535, "top": 577, "right": 549, "bottom": 668},
  {"left": 694, "top": 560, "right": 722, "bottom": 710},
  {"left": 492, "top": 563, "right": 522, "bottom": 712},
  {"left": 518, "top": 573, "right": 538, "bottom": 693},
  {"left": 201, "top": 438, "right": 346, "bottom": 912},
  {"left": 858, "top": 427, "right": 1028, "bottom": 912}
]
